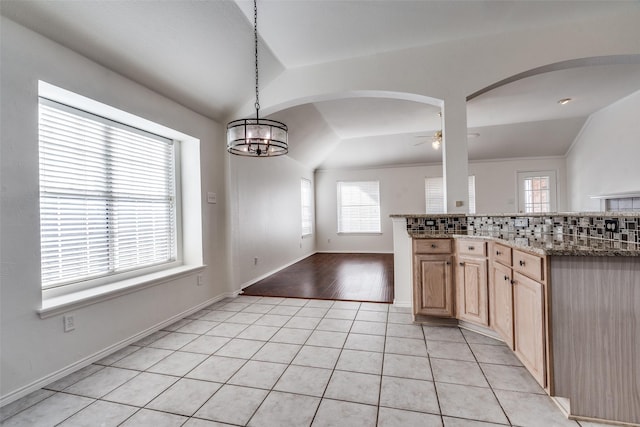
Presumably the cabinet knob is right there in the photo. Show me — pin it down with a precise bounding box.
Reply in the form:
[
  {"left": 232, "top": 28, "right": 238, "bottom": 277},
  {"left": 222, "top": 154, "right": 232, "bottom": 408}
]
[
  {"left": 510, "top": 279, "right": 516, "bottom": 285},
  {"left": 468, "top": 246, "right": 475, "bottom": 250},
  {"left": 504, "top": 275, "right": 509, "bottom": 281},
  {"left": 459, "top": 262, "right": 465, "bottom": 266},
  {"left": 431, "top": 244, "right": 437, "bottom": 248},
  {"left": 496, "top": 251, "right": 502, "bottom": 255},
  {"left": 446, "top": 261, "right": 451, "bottom": 265},
  {"left": 519, "top": 260, "right": 525, "bottom": 266}
]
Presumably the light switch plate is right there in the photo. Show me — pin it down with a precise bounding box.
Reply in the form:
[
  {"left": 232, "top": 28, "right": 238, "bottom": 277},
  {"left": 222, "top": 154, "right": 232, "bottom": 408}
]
[{"left": 207, "top": 192, "right": 217, "bottom": 204}]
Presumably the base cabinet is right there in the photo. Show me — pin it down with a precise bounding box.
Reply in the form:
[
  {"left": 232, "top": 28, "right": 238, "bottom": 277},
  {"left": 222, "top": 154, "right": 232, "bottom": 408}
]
[
  {"left": 513, "top": 271, "right": 546, "bottom": 387},
  {"left": 456, "top": 256, "right": 488, "bottom": 326},
  {"left": 413, "top": 255, "right": 454, "bottom": 317},
  {"left": 490, "top": 261, "right": 514, "bottom": 348}
]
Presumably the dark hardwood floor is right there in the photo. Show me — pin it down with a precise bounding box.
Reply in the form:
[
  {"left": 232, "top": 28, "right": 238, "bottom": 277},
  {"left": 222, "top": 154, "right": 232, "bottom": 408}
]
[{"left": 241, "top": 253, "right": 394, "bottom": 303}]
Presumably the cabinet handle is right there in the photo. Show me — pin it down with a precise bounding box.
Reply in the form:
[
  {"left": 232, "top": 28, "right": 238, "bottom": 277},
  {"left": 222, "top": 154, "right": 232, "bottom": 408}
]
[
  {"left": 446, "top": 261, "right": 451, "bottom": 265},
  {"left": 519, "top": 260, "right": 525, "bottom": 266},
  {"left": 510, "top": 279, "right": 516, "bottom": 285},
  {"left": 468, "top": 246, "right": 475, "bottom": 250},
  {"left": 431, "top": 244, "right": 437, "bottom": 248},
  {"left": 496, "top": 251, "right": 502, "bottom": 255},
  {"left": 503, "top": 275, "right": 509, "bottom": 281},
  {"left": 459, "top": 262, "right": 465, "bottom": 266}
]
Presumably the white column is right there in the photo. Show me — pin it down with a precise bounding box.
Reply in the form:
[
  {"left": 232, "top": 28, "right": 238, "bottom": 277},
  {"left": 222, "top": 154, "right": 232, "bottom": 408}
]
[
  {"left": 442, "top": 96, "right": 469, "bottom": 213},
  {"left": 391, "top": 217, "right": 413, "bottom": 308}
]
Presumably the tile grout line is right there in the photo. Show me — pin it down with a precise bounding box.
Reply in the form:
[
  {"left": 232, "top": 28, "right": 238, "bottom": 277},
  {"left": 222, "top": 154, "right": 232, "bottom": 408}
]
[{"left": 461, "top": 328, "right": 515, "bottom": 427}]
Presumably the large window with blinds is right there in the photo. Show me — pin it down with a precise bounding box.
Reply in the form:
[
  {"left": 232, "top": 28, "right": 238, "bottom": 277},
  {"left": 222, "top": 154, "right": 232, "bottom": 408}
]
[
  {"left": 425, "top": 176, "right": 476, "bottom": 214},
  {"left": 301, "top": 178, "right": 313, "bottom": 236},
  {"left": 38, "top": 98, "right": 178, "bottom": 290},
  {"left": 337, "top": 181, "right": 381, "bottom": 233}
]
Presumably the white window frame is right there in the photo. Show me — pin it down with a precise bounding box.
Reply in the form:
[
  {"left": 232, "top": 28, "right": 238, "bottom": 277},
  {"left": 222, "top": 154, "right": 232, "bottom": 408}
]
[
  {"left": 40, "top": 98, "right": 181, "bottom": 291},
  {"left": 34, "top": 83, "right": 206, "bottom": 318},
  {"left": 517, "top": 170, "right": 557, "bottom": 213},
  {"left": 425, "top": 176, "right": 476, "bottom": 214},
  {"left": 337, "top": 180, "right": 381, "bottom": 234},
  {"left": 301, "top": 178, "right": 313, "bottom": 236}
]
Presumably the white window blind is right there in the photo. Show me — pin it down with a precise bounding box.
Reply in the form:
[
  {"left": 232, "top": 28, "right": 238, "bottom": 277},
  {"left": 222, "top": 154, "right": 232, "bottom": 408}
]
[
  {"left": 301, "top": 178, "right": 312, "bottom": 236},
  {"left": 425, "top": 176, "right": 476, "bottom": 214},
  {"left": 337, "top": 181, "right": 381, "bottom": 233},
  {"left": 38, "top": 98, "right": 177, "bottom": 289}
]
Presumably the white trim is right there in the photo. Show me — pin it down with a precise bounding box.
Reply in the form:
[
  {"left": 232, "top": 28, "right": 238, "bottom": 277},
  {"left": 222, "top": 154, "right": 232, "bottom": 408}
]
[
  {"left": 39, "top": 265, "right": 205, "bottom": 318},
  {"left": 239, "top": 253, "right": 315, "bottom": 290},
  {"left": 1, "top": 292, "right": 235, "bottom": 408},
  {"left": 316, "top": 250, "right": 393, "bottom": 254},
  {"left": 392, "top": 299, "right": 412, "bottom": 308}
]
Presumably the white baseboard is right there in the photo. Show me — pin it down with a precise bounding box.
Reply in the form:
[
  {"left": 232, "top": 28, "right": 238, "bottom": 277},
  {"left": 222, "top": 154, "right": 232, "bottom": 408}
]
[
  {"left": 393, "top": 299, "right": 412, "bottom": 308},
  {"left": 239, "top": 253, "right": 315, "bottom": 290},
  {"left": 0, "top": 292, "right": 235, "bottom": 408},
  {"left": 315, "top": 250, "right": 393, "bottom": 254}
]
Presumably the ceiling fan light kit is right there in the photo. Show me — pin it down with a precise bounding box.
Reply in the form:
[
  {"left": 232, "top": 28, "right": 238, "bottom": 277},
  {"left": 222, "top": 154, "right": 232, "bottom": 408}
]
[{"left": 227, "top": 0, "right": 288, "bottom": 157}]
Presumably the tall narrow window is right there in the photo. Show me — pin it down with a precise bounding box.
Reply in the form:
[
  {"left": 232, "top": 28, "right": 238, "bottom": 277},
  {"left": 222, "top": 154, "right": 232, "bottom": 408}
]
[
  {"left": 517, "top": 171, "right": 557, "bottom": 213},
  {"left": 301, "top": 178, "right": 312, "bottom": 236},
  {"left": 425, "top": 176, "right": 476, "bottom": 214},
  {"left": 337, "top": 181, "right": 381, "bottom": 233},
  {"left": 38, "top": 98, "right": 178, "bottom": 289}
]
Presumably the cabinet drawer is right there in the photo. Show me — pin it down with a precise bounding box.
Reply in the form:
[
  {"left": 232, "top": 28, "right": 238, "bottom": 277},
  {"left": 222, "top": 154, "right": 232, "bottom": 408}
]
[
  {"left": 413, "top": 238, "right": 452, "bottom": 254},
  {"left": 513, "top": 250, "right": 544, "bottom": 282},
  {"left": 456, "top": 239, "right": 487, "bottom": 257},
  {"left": 492, "top": 243, "right": 512, "bottom": 266}
]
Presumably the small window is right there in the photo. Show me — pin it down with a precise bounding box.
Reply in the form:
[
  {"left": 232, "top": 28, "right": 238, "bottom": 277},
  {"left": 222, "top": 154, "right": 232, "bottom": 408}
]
[
  {"left": 337, "top": 181, "right": 381, "bottom": 233},
  {"left": 38, "top": 98, "right": 178, "bottom": 290},
  {"left": 301, "top": 178, "right": 312, "bottom": 236},
  {"left": 517, "top": 171, "right": 557, "bottom": 213},
  {"left": 425, "top": 176, "right": 476, "bottom": 214}
]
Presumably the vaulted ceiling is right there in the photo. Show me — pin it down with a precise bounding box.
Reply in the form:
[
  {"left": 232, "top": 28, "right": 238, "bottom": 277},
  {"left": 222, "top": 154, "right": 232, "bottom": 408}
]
[{"left": 2, "top": 0, "right": 639, "bottom": 170}]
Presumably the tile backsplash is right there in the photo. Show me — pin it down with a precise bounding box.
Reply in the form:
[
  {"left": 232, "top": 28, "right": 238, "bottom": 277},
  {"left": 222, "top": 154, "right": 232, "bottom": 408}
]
[{"left": 405, "top": 214, "right": 640, "bottom": 244}]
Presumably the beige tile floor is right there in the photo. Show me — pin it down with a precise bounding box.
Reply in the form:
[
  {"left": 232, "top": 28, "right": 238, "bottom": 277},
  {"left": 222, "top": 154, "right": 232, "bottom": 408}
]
[{"left": 0, "top": 296, "right": 606, "bottom": 427}]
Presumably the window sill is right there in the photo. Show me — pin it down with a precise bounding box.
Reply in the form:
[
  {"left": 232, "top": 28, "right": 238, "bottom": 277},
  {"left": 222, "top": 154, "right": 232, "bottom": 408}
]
[{"left": 38, "top": 264, "right": 206, "bottom": 319}]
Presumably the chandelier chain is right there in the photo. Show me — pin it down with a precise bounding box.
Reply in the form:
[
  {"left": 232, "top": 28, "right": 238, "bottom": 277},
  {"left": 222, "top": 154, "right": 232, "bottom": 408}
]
[{"left": 254, "top": 0, "right": 260, "bottom": 115}]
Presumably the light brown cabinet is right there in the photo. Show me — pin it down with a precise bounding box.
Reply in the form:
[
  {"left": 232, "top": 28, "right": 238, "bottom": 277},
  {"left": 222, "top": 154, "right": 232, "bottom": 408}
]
[
  {"left": 513, "top": 271, "right": 546, "bottom": 387},
  {"left": 412, "top": 239, "right": 454, "bottom": 317},
  {"left": 456, "top": 240, "right": 488, "bottom": 326},
  {"left": 489, "top": 242, "right": 547, "bottom": 388},
  {"left": 490, "top": 260, "right": 514, "bottom": 348},
  {"left": 413, "top": 254, "right": 454, "bottom": 317}
]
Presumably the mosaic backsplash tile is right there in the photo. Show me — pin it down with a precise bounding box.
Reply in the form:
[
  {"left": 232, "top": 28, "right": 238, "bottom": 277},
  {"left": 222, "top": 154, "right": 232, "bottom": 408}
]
[{"left": 405, "top": 214, "right": 640, "bottom": 245}]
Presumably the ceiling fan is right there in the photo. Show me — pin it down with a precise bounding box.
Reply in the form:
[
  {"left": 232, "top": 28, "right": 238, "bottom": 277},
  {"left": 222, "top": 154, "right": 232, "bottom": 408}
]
[{"left": 414, "top": 130, "right": 480, "bottom": 150}]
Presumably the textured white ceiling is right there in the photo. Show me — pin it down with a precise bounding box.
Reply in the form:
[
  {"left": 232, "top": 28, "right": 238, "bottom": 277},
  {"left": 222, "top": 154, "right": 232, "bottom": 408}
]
[{"left": 2, "top": 0, "right": 639, "bottom": 170}]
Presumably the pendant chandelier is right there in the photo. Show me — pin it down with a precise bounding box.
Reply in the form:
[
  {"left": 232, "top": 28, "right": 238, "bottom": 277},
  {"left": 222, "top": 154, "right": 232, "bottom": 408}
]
[{"left": 227, "top": 0, "right": 288, "bottom": 157}]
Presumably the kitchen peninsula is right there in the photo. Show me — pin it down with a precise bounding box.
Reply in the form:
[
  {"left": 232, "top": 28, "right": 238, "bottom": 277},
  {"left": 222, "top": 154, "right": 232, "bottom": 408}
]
[{"left": 391, "top": 213, "right": 640, "bottom": 426}]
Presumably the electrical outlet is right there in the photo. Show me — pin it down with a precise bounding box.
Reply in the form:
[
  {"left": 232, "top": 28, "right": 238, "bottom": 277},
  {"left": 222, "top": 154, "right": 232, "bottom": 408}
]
[
  {"left": 425, "top": 220, "right": 435, "bottom": 226},
  {"left": 514, "top": 217, "right": 529, "bottom": 228},
  {"left": 197, "top": 274, "right": 204, "bottom": 286},
  {"left": 605, "top": 219, "right": 619, "bottom": 233},
  {"left": 63, "top": 314, "right": 75, "bottom": 332}
]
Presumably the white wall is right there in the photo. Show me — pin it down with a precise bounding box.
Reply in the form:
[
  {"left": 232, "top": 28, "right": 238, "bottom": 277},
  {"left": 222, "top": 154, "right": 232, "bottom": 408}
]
[
  {"left": 566, "top": 90, "right": 640, "bottom": 211},
  {"left": 315, "top": 158, "right": 567, "bottom": 253},
  {"left": 0, "top": 18, "right": 229, "bottom": 402},
  {"left": 229, "top": 155, "right": 315, "bottom": 289},
  {"left": 471, "top": 157, "right": 567, "bottom": 214}
]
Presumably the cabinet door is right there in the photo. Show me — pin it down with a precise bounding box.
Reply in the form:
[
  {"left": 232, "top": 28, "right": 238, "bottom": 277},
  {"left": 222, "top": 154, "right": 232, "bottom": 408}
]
[
  {"left": 413, "top": 255, "right": 453, "bottom": 317},
  {"left": 513, "top": 272, "right": 546, "bottom": 387},
  {"left": 490, "top": 262, "right": 514, "bottom": 349},
  {"left": 456, "top": 256, "right": 488, "bottom": 326}
]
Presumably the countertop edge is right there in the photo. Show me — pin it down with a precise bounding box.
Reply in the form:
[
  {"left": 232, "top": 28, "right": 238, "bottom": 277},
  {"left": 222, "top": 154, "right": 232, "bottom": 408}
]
[{"left": 408, "top": 233, "right": 640, "bottom": 257}]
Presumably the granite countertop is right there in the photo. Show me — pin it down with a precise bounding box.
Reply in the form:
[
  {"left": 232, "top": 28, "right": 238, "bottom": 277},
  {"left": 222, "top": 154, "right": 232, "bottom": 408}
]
[
  {"left": 391, "top": 211, "right": 640, "bottom": 218},
  {"left": 408, "top": 231, "right": 640, "bottom": 256}
]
